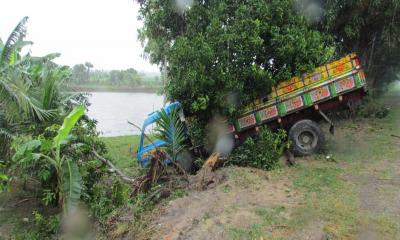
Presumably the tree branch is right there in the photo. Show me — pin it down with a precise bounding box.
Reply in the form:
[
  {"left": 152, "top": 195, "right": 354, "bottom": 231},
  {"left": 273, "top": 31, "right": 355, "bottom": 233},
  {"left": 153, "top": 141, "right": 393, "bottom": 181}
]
[{"left": 92, "top": 150, "right": 137, "bottom": 184}]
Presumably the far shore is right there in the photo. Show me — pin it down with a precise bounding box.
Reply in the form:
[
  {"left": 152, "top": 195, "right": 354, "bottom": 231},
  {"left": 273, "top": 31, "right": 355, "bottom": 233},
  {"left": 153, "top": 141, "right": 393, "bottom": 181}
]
[{"left": 66, "top": 85, "right": 161, "bottom": 93}]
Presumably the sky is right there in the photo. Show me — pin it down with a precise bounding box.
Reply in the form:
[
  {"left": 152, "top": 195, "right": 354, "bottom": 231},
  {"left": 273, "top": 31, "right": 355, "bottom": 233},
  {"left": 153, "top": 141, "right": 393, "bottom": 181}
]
[{"left": 0, "top": 0, "right": 160, "bottom": 73}]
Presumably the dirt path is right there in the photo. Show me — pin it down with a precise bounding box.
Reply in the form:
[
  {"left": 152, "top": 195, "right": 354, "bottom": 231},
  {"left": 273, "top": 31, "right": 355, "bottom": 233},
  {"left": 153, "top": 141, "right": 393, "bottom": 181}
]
[{"left": 355, "top": 159, "right": 400, "bottom": 240}]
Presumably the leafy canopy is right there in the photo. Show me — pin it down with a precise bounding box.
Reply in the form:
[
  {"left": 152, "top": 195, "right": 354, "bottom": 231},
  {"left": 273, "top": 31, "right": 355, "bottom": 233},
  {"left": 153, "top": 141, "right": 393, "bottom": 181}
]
[
  {"left": 315, "top": 0, "right": 400, "bottom": 89},
  {"left": 137, "top": 0, "right": 334, "bottom": 120}
]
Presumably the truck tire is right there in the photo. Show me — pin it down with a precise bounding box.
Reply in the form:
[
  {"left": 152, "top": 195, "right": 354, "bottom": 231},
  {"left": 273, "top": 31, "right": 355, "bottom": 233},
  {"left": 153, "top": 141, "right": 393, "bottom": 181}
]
[{"left": 289, "top": 119, "right": 325, "bottom": 156}]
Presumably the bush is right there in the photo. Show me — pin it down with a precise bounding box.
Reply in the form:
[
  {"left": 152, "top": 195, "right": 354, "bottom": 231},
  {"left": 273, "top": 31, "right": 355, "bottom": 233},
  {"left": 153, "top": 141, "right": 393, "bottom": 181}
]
[
  {"left": 230, "top": 128, "right": 287, "bottom": 170},
  {"left": 88, "top": 178, "right": 130, "bottom": 223},
  {"left": 357, "top": 95, "right": 390, "bottom": 119},
  {"left": 12, "top": 211, "right": 60, "bottom": 240}
]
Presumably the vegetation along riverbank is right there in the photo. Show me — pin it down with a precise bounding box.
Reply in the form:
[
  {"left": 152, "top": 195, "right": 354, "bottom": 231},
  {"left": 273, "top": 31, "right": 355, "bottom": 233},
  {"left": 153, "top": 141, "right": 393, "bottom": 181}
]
[{"left": 67, "top": 85, "right": 160, "bottom": 93}]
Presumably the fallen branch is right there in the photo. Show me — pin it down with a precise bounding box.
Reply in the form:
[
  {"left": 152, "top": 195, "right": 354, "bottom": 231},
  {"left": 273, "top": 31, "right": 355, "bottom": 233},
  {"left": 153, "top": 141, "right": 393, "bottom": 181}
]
[
  {"left": 390, "top": 134, "right": 400, "bottom": 139},
  {"left": 127, "top": 120, "right": 155, "bottom": 147},
  {"left": 203, "top": 152, "right": 220, "bottom": 170},
  {"left": 14, "top": 198, "right": 29, "bottom": 207},
  {"left": 191, "top": 152, "right": 221, "bottom": 190},
  {"left": 92, "top": 150, "right": 137, "bottom": 184}
]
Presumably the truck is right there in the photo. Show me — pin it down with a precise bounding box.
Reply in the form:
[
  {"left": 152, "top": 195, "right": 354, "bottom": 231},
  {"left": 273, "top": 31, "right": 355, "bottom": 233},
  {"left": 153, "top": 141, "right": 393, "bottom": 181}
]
[{"left": 137, "top": 53, "right": 367, "bottom": 168}]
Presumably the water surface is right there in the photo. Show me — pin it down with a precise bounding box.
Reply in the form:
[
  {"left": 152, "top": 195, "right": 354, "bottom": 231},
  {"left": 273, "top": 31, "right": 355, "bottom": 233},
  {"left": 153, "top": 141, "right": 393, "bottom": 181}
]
[{"left": 87, "top": 92, "right": 163, "bottom": 136}]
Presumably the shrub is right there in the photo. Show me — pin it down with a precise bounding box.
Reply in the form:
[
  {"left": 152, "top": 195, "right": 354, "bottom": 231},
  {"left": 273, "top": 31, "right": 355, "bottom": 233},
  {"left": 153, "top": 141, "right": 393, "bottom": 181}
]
[
  {"left": 88, "top": 178, "right": 130, "bottom": 223},
  {"left": 357, "top": 95, "right": 390, "bottom": 119},
  {"left": 12, "top": 211, "right": 60, "bottom": 240},
  {"left": 230, "top": 128, "right": 287, "bottom": 170}
]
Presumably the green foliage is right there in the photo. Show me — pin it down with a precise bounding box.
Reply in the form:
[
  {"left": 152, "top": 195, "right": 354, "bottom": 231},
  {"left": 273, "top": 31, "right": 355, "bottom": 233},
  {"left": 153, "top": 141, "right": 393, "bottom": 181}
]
[
  {"left": 0, "top": 16, "right": 29, "bottom": 65},
  {"left": 88, "top": 178, "right": 130, "bottom": 223},
  {"left": 186, "top": 117, "right": 206, "bottom": 148},
  {"left": 0, "top": 17, "right": 74, "bottom": 159},
  {"left": 41, "top": 189, "right": 56, "bottom": 206},
  {"left": 357, "top": 95, "right": 390, "bottom": 119},
  {"left": 12, "top": 105, "right": 85, "bottom": 213},
  {"left": 132, "top": 192, "right": 154, "bottom": 217},
  {"left": 62, "top": 159, "right": 82, "bottom": 210},
  {"left": 154, "top": 108, "right": 187, "bottom": 162},
  {"left": 230, "top": 128, "right": 287, "bottom": 170},
  {"left": 0, "top": 17, "right": 63, "bottom": 124},
  {"left": 12, "top": 211, "right": 60, "bottom": 240},
  {"left": 68, "top": 64, "right": 161, "bottom": 88},
  {"left": 53, "top": 105, "right": 84, "bottom": 150},
  {"left": 0, "top": 172, "right": 9, "bottom": 192},
  {"left": 137, "top": 0, "right": 333, "bottom": 121},
  {"left": 315, "top": 0, "right": 400, "bottom": 88}
]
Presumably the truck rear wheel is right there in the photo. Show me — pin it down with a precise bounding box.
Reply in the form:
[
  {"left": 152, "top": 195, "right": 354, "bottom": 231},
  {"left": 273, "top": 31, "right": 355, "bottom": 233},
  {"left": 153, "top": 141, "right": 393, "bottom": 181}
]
[{"left": 289, "top": 119, "right": 325, "bottom": 156}]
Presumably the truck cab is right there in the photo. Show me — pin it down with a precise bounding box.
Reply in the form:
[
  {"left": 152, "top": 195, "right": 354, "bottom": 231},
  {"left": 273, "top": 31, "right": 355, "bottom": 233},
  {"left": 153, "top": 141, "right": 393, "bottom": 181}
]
[{"left": 136, "top": 102, "right": 183, "bottom": 167}]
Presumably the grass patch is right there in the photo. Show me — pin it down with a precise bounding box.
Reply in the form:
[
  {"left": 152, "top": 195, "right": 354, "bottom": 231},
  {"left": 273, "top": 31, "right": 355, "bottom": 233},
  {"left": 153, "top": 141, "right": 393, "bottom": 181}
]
[
  {"left": 291, "top": 162, "right": 358, "bottom": 238},
  {"left": 230, "top": 205, "right": 290, "bottom": 240},
  {"left": 368, "top": 214, "right": 400, "bottom": 238},
  {"left": 293, "top": 164, "right": 343, "bottom": 194},
  {"left": 286, "top": 89, "right": 400, "bottom": 239},
  {"left": 230, "top": 224, "right": 264, "bottom": 240},
  {"left": 101, "top": 135, "right": 140, "bottom": 176},
  {"left": 225, "top": 167, "right": 266, "bottom": 189}
]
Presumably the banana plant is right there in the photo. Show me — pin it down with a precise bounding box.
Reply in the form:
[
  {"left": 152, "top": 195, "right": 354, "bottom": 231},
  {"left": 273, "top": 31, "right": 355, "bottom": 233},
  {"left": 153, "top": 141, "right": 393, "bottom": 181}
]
[{"left": 13, "top": 105, "right": 85, "bottom": 213}]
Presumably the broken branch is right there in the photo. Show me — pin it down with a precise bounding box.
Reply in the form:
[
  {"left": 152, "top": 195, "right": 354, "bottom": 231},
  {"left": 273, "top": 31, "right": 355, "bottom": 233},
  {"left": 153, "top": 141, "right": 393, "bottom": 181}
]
[{"left": 92, "top": 150, "right": 137, "bottom": 184}]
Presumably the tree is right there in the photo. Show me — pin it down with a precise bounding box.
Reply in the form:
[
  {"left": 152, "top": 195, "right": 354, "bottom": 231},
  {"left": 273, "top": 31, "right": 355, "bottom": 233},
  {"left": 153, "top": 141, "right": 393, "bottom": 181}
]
[
  {"left": 136, "top": 0, "right": 334, "bottom": 122},
  {"left": 72, "top": 64, "right": 87, "bottom": 84},
  {"left": 310, "top": 0, "right": 400, "bottom": 89},
  {"left": 0, "top": 17, "right": 74, "bottom": 159},
  {"left": 84, "top": 62, "right": 93, "bottom": 82},
  {"left": 0, "top": 17, "right": 51, "bottom": 158},
  {"left": 0, "top": 17, "right": 52, "bottom": 124}
]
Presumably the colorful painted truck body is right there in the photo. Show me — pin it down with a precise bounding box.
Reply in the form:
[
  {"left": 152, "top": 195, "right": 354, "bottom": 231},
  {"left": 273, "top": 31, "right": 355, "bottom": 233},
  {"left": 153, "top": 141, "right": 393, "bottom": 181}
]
[
  {"left": 228, "top": 53, "right": 366, "bottom": 135},
  {"left": 137, "top": 53, "right": 367, "bottom": 167}
]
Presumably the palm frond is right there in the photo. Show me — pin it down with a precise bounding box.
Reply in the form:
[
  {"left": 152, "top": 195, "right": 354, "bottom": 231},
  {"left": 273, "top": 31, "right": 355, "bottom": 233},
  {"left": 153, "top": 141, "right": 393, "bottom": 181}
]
[
  {"left": 0, "top": 127, "right": 15, "bottom": 140},
  {"left": 0, "top": 16, "right": 29, "bottom": 66},
  {"left": 0, "top": 74, "right": 54, "bottom": 122},
  {"left": 155, "top": 108, "right": 187, "bottom": 162}
]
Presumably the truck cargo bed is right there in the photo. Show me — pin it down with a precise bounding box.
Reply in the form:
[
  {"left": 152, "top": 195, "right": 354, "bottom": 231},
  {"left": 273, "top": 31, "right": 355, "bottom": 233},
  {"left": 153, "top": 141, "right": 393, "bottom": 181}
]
[{"left": 229, "top": 53, "right": 367, "bottom": 134}]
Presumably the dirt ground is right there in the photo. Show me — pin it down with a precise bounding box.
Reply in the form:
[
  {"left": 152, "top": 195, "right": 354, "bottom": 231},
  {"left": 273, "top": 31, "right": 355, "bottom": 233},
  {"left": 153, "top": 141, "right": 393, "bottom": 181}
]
[
  {"left": 0, "top": 181, "right": 55, "bottom": 239},
  {"left": 153, "top": 167, "right": 298, "bottom": 240},
  {"left": 148, "top": 158, "right": 400, "bottom": 239}
]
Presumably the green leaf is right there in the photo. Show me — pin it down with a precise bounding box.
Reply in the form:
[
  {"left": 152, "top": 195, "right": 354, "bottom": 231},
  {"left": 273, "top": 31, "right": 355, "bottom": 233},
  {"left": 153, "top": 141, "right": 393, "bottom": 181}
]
[
  {"left": 0, "top": 174, "right": 8, "bottom": 181},
  {"left": 155, "top": 108, "right": 187, "bottom": 162},
  {"left": 53, "top": 105, "right": 84, "bottom": 149},
  {"left": 62, "top": 159, "right": 82, "bottom": 211},
  {"left": 40, "top": 139, "right": 53, "bottom": 152},
  {"left": 12, "top": 139, "right": 41, "bottom": 161}
]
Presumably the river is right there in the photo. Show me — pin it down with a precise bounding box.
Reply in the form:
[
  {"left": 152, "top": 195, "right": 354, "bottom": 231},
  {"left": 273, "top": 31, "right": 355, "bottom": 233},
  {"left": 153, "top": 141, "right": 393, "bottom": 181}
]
[{"left": 86, "top": 92, "right": 164, "bottom": 136}]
